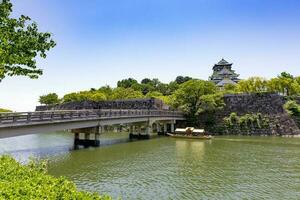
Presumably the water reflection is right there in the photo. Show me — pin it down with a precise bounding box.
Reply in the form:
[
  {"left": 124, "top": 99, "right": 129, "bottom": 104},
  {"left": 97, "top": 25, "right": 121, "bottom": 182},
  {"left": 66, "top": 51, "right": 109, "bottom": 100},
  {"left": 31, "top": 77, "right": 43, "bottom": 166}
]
[{"left": 175, "top": 140, "right": 206, "bottom": 160}]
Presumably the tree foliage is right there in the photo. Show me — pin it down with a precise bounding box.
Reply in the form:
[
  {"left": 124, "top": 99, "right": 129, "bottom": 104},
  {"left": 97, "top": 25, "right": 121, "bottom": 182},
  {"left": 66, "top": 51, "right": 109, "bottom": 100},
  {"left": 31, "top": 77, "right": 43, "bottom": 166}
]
[
  {"left": 172, "top": 79, "right": 217, "bottom": 115},
  {"left": 236, "top": 77, "right": 268, "bottom": 93},
  {"left": 0, "top": 108, "right": 11, "bottom": 112},
  {"left": 0, "top": 0, "right": 56, "bottom": 81},
  {"left": 111, "top": 87, "right": 143, "bottom": 100},
  {"left": 175, "top": 76, "right": 192, "bottom": 84},
  {"left": 284, "top": 100, "right": 300, "bottom": 116},
  {"left": 0, "top": 155, "right": 111, "bottom": 199},
  {"left": 233, "top": 73, "right": 300, "bottom": 96},
  {"left": 117, "top": 78, "right": 138, "bottom": 88},
  {"left": 39, "top": 93, "right": 60, "bottom": 105},
  {"left": 197, "top": 93, "right": 225, "bottom": 114},
  {"left": 62, "top": 91, "right": 107, "bottom": 103},
  {"left": 224, "top": 112, "right": 270, "bottom": 130}
]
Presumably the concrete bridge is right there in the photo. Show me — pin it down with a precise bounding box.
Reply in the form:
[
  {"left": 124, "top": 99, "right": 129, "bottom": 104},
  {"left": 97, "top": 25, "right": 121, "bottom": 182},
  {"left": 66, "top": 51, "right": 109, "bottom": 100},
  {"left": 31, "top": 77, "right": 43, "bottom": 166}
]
[{"left": 0, "top": 109, "right": 185, "bottom": 147}]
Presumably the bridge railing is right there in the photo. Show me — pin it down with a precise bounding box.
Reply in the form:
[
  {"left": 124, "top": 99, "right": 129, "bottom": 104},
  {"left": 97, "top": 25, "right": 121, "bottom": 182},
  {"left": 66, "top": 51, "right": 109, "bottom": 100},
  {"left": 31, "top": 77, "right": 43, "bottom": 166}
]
[{"left": 0, "top": 109, "right": 184, "bottom": 126}]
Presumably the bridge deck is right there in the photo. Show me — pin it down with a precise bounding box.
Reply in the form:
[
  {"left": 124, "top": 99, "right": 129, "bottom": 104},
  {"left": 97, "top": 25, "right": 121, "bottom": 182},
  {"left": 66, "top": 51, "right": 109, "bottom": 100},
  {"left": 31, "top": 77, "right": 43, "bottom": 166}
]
[{"left": 0, "top": 109, "right": 185, "bottom": 138}]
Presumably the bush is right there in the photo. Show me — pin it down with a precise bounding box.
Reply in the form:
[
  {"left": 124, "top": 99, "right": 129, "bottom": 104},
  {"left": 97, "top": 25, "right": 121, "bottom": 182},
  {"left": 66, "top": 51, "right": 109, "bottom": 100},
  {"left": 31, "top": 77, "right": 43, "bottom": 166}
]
[
  {"left": 224, "top": 113, "right": 269, "bottom": 130},
  {"left": 284, "top": 100, "right": 300, "bottom": 116},
  {"left": 0, "top": 155, "right": 112, "bottom": 200}
]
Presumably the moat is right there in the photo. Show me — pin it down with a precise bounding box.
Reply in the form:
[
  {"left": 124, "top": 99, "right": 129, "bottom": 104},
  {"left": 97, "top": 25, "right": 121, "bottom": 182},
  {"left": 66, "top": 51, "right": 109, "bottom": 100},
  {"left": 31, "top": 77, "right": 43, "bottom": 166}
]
[{"left": 0, "top": 132, "right": 300, "bottom": 199}]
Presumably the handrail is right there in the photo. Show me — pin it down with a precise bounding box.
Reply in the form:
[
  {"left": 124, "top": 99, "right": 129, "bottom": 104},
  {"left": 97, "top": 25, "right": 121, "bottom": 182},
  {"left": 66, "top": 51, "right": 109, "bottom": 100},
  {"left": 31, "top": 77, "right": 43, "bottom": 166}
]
[{"left": 0, "top": 109, "right": 184, "bottom": 126}]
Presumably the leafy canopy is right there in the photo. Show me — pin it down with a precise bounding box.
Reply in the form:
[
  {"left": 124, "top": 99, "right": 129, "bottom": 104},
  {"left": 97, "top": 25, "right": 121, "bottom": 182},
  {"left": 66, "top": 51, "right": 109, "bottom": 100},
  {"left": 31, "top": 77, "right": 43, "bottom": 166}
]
[
  {"left": 0, "top": 0, "right": 56, "bottom": 81},
  {"left": 39, "top": 93, "right": 60, "bottom": 105},
  {"left": 172, "top": 79, "right": 217, "bottom": 115}
]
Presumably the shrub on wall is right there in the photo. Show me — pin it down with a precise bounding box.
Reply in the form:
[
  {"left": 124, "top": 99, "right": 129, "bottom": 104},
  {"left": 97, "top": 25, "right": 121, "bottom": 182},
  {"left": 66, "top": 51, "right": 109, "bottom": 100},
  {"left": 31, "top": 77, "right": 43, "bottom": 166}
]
[
  {"left": 284, "top": 100, "right": 300, "bottom": 116},
  {"left": 224, "top": 113, "right": 270, "bottom": 130}
]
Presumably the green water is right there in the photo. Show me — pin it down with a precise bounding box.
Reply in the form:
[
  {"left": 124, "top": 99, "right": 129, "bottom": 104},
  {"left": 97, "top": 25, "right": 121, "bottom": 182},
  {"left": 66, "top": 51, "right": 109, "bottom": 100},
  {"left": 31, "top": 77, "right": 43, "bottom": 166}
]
[{"left": 0, "top": 133, "right": 300, "bottom": 199}]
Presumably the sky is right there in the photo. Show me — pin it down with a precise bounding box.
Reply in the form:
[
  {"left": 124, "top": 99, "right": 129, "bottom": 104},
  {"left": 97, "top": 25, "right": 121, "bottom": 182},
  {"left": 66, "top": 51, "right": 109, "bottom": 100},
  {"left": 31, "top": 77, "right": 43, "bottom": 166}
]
[{"left": 1, "top": 0, "right": 300, "bottom": 111}]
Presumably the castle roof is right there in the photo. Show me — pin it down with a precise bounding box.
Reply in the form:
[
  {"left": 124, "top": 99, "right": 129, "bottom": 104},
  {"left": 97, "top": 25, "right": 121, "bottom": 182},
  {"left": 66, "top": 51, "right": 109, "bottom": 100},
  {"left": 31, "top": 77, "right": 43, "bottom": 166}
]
[
  {"left": 215, "top": 58, "right": 232, "bottom": 66},
  {"left": 217, "top": 67, "right": 234, "bottom": 75},
  {"left": 216, "top": 78, "right": 237, "bottom": 87}
]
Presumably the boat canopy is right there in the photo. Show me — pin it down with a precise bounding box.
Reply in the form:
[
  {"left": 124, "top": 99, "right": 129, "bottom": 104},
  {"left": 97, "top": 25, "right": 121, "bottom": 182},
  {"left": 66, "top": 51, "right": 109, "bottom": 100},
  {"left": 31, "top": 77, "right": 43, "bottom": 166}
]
[
  {"left": 193, "top": 129, "right": 205, "bottom": 133},
  {"left": 175, "top": 127, "right": 204, "bottom": 134}
]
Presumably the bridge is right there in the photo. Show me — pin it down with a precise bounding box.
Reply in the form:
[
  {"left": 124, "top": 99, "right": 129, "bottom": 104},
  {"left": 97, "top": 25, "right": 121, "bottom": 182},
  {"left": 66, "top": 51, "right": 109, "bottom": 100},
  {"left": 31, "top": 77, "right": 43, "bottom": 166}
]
[{"left": 0, "top": 109, "right": 185, "bottom": 147}]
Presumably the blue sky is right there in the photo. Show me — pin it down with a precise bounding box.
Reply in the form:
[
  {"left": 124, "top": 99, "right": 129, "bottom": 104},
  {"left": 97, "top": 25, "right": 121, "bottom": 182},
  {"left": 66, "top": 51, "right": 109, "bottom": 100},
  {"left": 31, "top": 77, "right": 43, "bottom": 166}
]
[{"left": 1, "top": 0, "right": 300, "bottom": 111}]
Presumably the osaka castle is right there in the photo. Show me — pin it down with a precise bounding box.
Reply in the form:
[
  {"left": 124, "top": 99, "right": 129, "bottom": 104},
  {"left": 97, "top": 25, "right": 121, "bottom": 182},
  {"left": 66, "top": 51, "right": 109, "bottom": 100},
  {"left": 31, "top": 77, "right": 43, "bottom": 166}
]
[{"left": 209, "top": 58, "right": 240, "bottom": 87}]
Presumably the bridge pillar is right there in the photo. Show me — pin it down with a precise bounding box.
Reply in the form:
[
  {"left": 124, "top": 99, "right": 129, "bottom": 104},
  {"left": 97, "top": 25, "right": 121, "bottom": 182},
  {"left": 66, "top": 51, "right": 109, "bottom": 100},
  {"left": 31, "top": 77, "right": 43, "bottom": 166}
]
[
  {"left": 164, "top": 123, "right": 168, "bottom": 134},
  {"left": 72, "top": 126, "right": 100, "bottom": 149},
  {"left": 157, "top": 123, "right": 164, "bottom": 136},
  {"left": 171, "top": 123, "right": 175, "bottom": 133},
  {"left": 146, "top": 121, "right": 152, "bottom": 135},
  {"left": 129, "top": 125, "right": 133, "bottom": 134}
]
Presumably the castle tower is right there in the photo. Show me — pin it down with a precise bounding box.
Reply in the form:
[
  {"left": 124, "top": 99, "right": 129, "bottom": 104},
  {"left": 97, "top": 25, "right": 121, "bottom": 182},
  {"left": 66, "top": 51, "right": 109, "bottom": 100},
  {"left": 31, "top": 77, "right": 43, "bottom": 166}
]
[{"left": 209, "top": 59, "right": 240, "bottom": 87}]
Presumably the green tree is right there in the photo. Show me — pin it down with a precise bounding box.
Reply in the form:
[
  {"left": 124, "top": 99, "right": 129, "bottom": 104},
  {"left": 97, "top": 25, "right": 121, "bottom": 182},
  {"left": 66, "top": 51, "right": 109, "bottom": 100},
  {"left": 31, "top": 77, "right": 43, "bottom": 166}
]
[
  {"left": 111, "top": 87, "right": 144, "bottom": 100},
  {"left": 268, "top": 72, "right": 300, "bottom": 96},
  {"left": 145, "top": 91, "right": 163, "bottom": 98},
  {"left": 62, "top": 92, "right": 79, "bottom": 103},
  {"left": 141, "top": 84, "right": 155, "bottom": 95},
  {"left": 175, "top": 76, "right": 192, "bottom": 84},
  {"left": 39, "top": 93, "right": 60, "bottom": 105},
  {"left": 98, "top": 85, "right": 113, "bottom": 98},
  {"left": 295, "top": 76, "right": 300, "bottom": 85},
  {"left": 236, "top": 77, "right": 268, "bottom": 93},
  {"left": 166, "top": 81, "right": 179, "bottom": 95},
  {"left": 141, "top": 78, "right": 152, "bottom": 84},
  {"left": 0, "top": 108, "right": 11, "bottom": 112},
  {"left": 0, "top": 0, "right": 56, "bottom": 81},
  {"left": 117, "top": 78, "right": 138, "bottom": 88},
  {"left": 89, "top": 91, "right": 107, "bottom": 101},
  {"left": 197, "top": 93, "right": 225, "bottom": 114},
  {"left": 173, "top": 79, "right": 217, "bottom": 116},
  {"left": 223, "top": 83, "right": 237, "bottom": 94}
]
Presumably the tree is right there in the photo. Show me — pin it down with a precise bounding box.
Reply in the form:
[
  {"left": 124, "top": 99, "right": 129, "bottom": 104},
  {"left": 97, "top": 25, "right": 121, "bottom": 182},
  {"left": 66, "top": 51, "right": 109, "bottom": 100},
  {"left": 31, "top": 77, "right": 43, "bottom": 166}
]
[
  {"left": 39, "top": 93, "right": 60, "bottom": 105},
  {"left": 197, "top": 93, "right": 225, "bottom": 114},
  {"left": 0, "top": 0, "right": 56, "bottom": 81},
  {"left": 62, "top": 92, "right": 79, "bottom": 103},
  {"left": 268, "top": 72, "right": 300, "bottom": 96},
  {"left": 111, "top": 87, "right": 144, "bottom": 100},
  {"left": 236, "top": 77, "right": 268, "bottom": 93},
  {"left": 173, "top": 79, "right": 217, "bottom": 116},
  {"left": 175, "top": 76, "right": 192, "bottom": 84},
  {"left": 223, "top": 83, "right": 237, "bottom": 94},
  {"left": 141, "top": 78, "right": 152, "bottom": 84},
  {"left": 140, "top": 83, "right": 155, "bottom": 95},
  {"left": 295, "top": 77, "right": 300, "bottom": 85},
  {"left": 89, "top": 92, "right": 107, "bottom": 101},
  {"left": 98, "top": 85, "right": 113, "bottom": 98},
  {"left": 166, "top": 81, "right": 179, "bottom": 95},
  {"left": 0, "top": 108, "right": 11, "bottom": 112},
  {"left": 156, "top": 82, "right": 169, "bottom": 95},
  {"left": 145, "top": 91, "right": 163, "bottom": 98},
  {"left": 117, "top": 78, "right": 138, "bottom": 88}
]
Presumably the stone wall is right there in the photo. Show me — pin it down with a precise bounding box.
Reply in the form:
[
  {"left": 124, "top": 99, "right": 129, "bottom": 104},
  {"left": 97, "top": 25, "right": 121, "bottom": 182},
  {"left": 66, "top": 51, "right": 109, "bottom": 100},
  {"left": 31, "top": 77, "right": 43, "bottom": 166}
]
[
  {"left": 36, "top": 98, "right": 169, "bottom": 111},
  {"left": 197, "top": 93, "right": 300, "bottom": 136}
]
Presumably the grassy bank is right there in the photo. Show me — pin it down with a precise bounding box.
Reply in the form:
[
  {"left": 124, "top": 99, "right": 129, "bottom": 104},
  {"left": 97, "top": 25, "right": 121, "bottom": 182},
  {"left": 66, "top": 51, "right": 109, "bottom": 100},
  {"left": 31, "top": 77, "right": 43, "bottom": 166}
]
[{"left": 0, "top": 155, "right": 112, "bottom": 199}]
